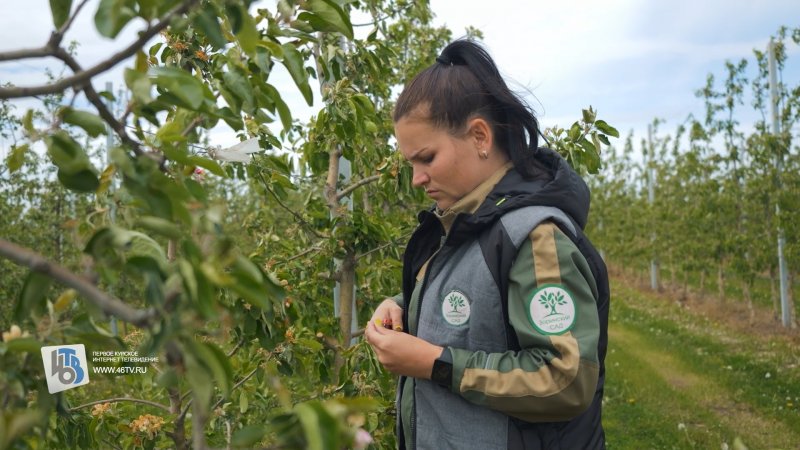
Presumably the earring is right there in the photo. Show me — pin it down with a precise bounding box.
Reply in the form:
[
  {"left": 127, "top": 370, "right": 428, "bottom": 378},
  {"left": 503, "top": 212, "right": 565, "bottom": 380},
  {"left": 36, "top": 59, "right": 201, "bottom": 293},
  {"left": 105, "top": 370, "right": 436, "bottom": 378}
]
[{"left": 481, "top": 151, "right": 489, "bottom": 160}]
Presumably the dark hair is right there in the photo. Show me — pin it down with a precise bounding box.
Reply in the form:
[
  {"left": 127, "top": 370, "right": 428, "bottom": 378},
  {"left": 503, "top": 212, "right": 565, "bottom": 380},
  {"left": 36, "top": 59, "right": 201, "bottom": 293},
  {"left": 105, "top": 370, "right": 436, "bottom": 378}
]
[{"left": 393, "top": 39, "right": 547, "bottom": 179}]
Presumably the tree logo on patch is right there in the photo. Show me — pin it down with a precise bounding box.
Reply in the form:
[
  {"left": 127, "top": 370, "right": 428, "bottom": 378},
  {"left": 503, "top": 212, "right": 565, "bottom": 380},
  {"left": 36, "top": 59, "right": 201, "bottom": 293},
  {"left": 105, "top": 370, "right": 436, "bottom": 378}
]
[
  {"left": 442, "top": 291, "right": 470, "bottom": 326},
  {"left": 528, "top": 285, "right": 576, "bottom": 335}
]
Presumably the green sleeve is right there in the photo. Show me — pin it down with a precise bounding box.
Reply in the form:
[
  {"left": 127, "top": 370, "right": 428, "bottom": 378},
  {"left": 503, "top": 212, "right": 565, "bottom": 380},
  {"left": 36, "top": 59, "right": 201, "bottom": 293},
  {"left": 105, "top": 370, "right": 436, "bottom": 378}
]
[
  {"left": 391, "top": 292, "right": 403, "bottom": 308},
  {"left": 448, "top": 222, "right": 600, "bottom": 423}
]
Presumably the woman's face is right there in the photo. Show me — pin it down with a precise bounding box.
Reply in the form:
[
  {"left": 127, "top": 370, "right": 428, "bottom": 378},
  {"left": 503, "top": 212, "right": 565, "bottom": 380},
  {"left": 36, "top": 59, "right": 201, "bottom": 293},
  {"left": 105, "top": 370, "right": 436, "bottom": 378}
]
[{"left": 394, "top": 115, "right": 496, "bottom": 210}]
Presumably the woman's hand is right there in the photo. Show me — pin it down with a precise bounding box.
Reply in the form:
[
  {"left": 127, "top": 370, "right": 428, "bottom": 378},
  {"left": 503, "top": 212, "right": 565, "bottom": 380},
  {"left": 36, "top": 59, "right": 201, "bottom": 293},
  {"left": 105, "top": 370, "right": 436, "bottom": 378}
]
[
  {"left": 369, "top": 298, "right": 404, "bottom": 331},
  {"left": 364, "top": 318, "right": 443, "bottom": 379}
]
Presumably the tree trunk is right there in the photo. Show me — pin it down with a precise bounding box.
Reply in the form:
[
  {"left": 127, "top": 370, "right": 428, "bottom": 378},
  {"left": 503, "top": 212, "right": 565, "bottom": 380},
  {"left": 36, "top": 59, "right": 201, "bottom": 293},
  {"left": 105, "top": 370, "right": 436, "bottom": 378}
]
[
  {"left": 168, "top": 239, "right": 177, "bottom": 261},
  {"left": 717, "top": 263, "right": 725, "bottom": 302},
  {"left": 339, "top": 251, "right": 356, "bottom": 347},
  {"left": 770, "top": 266, "right": 780, "bottom": 320},
  {"left": 192, "top": 400, "right": 208, "bottom": 450},
  {"left": 699, "top": 270, "right": 706, "bottom": 296},
  {"left": 669, "top": 249, "right": 676, "bottom": 286},
  {"left": 324, "top": 145, "right": 349, "bottom": 379},
  {"left": 168, "top": 386, "right": 188, "bottom": 450},
  {"left": 789, "top": 270, "right": 797, "bottom": 329},
  {"left": 743, "top": 279, "right": 755, "bottom": 323},
  {"left": 682, "top": 270, "right": 689, "bottom": 299}
]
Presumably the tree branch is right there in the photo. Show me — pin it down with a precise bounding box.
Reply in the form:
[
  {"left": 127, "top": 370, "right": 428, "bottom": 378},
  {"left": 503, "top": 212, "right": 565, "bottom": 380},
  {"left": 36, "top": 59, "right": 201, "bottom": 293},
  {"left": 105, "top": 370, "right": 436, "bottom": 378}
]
[
  {"left": 256, "top": 170, "right": 328, "bottom": 240},
  {"left": 0, "top": 238, "right": 157, "bottom": 328},
  {"left": 52, "top": 47, "right": 150, "bottom": 158},
  {"left": 285, "top": 244, "right": 324, "bottom": 263},
  {"left": 355, "top": 231, "right": 413, "bottom": 260},
  {"left": 336, "top": 174, "right": 380, "bottom": 201},
  {"left": 226, "top": 337, "right": 246, "bottom": 358},
  {"left": 0, "top": 46, "right": 51, "bottom": 62},
  {"left": 56, "top": 0, "right": 92, "bottom": 38},
  {"left": 0, "top": 0, "right": 200, "bottom": 99},
  {"left": 210, "top": 365, "right": 260, "bottom": 412},
  {"left": 70, "top": 397, "right": 170, "bottom": 413},
  {"left": 0, "top": 0, "right": 92, "bottom": 63}
]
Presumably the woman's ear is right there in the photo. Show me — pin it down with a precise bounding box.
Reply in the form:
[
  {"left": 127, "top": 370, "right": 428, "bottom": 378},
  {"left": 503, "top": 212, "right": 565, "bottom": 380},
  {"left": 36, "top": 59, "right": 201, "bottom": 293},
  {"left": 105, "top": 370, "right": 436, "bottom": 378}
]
[{"left": 467, "top": 117, "right": 493, "bottom": 151}]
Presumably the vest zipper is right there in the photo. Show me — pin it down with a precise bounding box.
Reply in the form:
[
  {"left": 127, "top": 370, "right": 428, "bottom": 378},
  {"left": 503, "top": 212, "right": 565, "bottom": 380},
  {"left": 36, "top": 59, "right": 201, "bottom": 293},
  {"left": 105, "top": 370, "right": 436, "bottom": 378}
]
[{"left": 410, "top": 217, "right": 461, "bottom": 449}]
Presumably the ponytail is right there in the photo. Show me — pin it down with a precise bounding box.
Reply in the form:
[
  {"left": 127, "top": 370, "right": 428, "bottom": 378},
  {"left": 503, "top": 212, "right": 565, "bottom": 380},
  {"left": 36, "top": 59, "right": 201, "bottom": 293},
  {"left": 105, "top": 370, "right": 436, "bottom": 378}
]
[{"left": 394, "top": 39, "right": 547, "bottom": 179}]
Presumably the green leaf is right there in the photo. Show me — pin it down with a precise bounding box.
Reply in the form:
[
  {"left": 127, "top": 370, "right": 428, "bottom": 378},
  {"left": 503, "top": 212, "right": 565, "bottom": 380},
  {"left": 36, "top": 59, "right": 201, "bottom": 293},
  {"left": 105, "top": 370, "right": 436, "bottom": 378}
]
[
  {"left": 135, "top": 0, "right": 158, "bottom": 20},
  {"left": 2, "top": 410, "right": 43, "bottom": 446},
  {"left": 233, "top": 255, "right": 263, "bottom": 284},
  {"left": 151, "top": 67, "right": 210, "bottom": 111},
  {"left": 85, "top": 226, "right": 168, "bottom": 272},
  {"left": 303, "top": 0, "right": 353, "bottom": 39},
  {"left": 6, "top": 143, "right": 29, "bottom": 173},
  {"left": 195, "top": 9, "right": 227, "bottom": 50},
  {"left": 135, "top": 216, "right": 182, "bottom": 240},
  {"left": 579, "top": 137, "right": 597, "bottom": 155},
  {"left": 14, "top": 272, "right": 52, "bottom": 321},
  {"left": 188, "top": 156, "right": 226, "bottom": 177},
  {"left": 22, "top": 109, "right": 35, "bottom": 135},
  {"left": 568, "top": 122, "right": 581, "bottom": 142},
  {"left": 226, "top": 255, "right": 282, "bottom": 309},
  {"left": 223, "top": 68, "right": 255, "bottom": 114},
  {"left": 3, "top": 337, "right": 43, "bottom": 354},
  {"left": 186, "top": 340, "right": 233, "bottom": 398},
  {"left": 225, "top": 3, "right": 243, "bottom": 33},
  {"left": 184, "top": 350, "right": 214, "bottom": 410},
  {"left": 155, "top": 368, "right": 179, "bottom": 388},
  {"left": 257, "top": 40, "right": 283, "bottom": 58},
  {"left": 185, "top": 178, "right": 208, "bottom": 202},
  {"left": 46, "top": 131, "right": 90, "bottom": 173},
  {"left": 240, "top": 391, "right": 249, "bottom": 414},
  {"left": 597, "top": 133, "right": 611, "bottom": 146},
  {"left": 294, "top": 402, "right": 339, "bottom": 450},
  {"left": 124, "top": 68, "right": 152, "bottom": 103},
  {"left": 582, "top": 107, "right": 596, "bottom": 124},
  {"left": 594, "top": 120, "right": 620, "bottom": 138},
  {"left": 49, "top": 0, "right": 73, "bottom": 29},
  {"left": 57, "top": 168, "right": 101, "bottom": 193},
  {"left": 155, "top": 120, "right": 185, "bottom": 144},
  {"left": 46, "top": 131, "right": 100, "bottom": 192},
  {"left": 231, "top": 425, "right": 267, "bottom": 447},
  {"left": 134, "top": 49, "right": 149, "bottom": 72},
  {"left": 61, "top": 107, "right": 106, "bottom": 137},
  {"left": 94, "top": 0, "right": 136, "bottom": 38},
  {"left": 281, "top": 43, "right": 313, "bottom": 106},
  {"left": 235, "top": 6, "right": 259, "bottom": 56},
  {"left": 295, "top": 338, "right": 323, "bottom": 352},
  {"left": 264, "top": 84, "right": 293, "bottom": 131}
]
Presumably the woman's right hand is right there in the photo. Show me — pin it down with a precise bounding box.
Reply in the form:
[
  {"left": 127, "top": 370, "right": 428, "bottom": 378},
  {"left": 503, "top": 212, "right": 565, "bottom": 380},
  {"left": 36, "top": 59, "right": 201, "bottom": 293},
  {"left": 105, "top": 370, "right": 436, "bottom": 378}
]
[{"left": 369, "top": 298, "right": 404, "bottom": 332}]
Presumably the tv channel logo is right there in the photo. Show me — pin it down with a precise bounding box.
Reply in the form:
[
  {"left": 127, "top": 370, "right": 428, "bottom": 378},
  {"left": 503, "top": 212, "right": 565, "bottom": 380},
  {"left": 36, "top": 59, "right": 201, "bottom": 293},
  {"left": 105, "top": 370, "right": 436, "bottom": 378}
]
[{"left": 41, "top": 344, "right": 90, "bottom": 394}]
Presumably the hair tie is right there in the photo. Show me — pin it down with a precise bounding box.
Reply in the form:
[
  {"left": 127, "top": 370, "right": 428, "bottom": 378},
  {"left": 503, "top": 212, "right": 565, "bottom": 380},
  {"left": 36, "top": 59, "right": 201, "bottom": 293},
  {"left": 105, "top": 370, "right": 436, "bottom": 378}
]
[{"left": 435, "top": 56, "right": 453, "bottom": 66}]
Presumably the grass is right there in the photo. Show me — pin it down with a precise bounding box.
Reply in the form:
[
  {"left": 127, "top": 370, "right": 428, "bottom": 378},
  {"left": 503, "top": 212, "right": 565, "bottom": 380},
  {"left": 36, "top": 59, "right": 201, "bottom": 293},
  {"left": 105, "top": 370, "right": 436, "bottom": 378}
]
[{"left": 604, "top": 278, "right": 800, "bottom": 449}]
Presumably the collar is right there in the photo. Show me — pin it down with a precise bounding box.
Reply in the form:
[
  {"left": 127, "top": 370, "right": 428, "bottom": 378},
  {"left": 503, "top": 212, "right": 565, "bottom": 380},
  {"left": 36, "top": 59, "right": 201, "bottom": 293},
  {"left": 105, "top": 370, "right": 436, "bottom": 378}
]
[{"left": 435, "top": 162, "right": 514, "bottom": 234}]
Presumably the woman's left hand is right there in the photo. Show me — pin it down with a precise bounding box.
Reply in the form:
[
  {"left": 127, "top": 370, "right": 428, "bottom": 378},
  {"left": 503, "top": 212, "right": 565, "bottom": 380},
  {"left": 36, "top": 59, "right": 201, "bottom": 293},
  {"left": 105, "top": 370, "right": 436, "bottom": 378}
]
[{"left": 364, "top": 321, "right": 443, "bottom": 379}]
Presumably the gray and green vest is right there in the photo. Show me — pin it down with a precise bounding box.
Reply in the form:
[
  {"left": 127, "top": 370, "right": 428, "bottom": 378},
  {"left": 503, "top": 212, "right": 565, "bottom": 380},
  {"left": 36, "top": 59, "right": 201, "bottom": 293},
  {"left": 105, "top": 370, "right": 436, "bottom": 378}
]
[{"left": 399, "top": 204, "right": 607, "bottom": 449}]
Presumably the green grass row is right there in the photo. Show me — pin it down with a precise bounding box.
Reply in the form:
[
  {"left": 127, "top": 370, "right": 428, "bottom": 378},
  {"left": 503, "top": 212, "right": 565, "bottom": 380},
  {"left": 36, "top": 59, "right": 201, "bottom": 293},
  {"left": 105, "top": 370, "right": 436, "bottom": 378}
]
[{"left": 603, "top": 282, "right": 800, "bottom": 449}]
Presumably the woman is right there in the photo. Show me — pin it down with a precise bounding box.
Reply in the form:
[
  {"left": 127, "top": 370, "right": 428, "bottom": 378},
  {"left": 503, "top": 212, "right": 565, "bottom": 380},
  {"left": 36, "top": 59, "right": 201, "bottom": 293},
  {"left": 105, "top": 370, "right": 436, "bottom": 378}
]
[{"left": 364, "top": 39, "right": 609, "bottom": 450}]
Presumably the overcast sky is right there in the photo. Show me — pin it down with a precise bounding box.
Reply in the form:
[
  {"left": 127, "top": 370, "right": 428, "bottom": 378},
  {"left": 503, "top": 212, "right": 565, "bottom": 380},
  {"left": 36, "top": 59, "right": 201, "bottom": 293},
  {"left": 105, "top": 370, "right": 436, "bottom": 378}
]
[{"left": 1, "top": 1, "right": 798, "bottom": 154}]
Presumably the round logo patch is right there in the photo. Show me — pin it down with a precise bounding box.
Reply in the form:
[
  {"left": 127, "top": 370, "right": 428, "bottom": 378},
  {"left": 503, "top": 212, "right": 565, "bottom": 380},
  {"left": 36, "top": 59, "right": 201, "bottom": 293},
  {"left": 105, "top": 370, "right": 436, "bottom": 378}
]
[
  {"left": 441, "top": 291, "right": 471, "bottom": 326},
  {"left": 528, "top": 285, "right": 576, "bottom": 335}
]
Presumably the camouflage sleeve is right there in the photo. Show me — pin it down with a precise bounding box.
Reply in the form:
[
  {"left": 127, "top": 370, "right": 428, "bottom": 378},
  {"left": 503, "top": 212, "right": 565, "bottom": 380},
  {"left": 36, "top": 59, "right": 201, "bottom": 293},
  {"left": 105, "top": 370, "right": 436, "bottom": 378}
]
[{"left": 447, "top": 221, "right": 601, "bottom": 422}]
